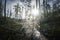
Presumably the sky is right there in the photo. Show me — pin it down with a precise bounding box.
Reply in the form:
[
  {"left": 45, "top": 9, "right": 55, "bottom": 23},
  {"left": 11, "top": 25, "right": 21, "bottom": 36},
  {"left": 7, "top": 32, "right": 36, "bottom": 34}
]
[
  {"left": 5, "top": 0, "right": 31, "bottom": 19},
  {"left": 1, "top": 0, "right": 54, "bottom": 19},
  {"left": 1, "top": 0, "right": 53, "bottom": 12},
  {"left": 2, "top": 0, "right": 51, "bottom": 9}
]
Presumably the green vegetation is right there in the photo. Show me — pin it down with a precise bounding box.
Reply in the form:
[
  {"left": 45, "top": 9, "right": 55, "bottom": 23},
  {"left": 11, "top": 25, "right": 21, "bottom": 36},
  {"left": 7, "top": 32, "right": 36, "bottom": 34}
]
[
  {"left": 0, "top": 17, "right": 33, "bottom": 40},
  {"left": 0, "top": 17, "right": 22, "bottom": 30},
  {"left": 40, "top": 5, "right": 60, "bottom": 40},
  {"left": 40, "top": 0, "right": 60, "bottom": 40}
]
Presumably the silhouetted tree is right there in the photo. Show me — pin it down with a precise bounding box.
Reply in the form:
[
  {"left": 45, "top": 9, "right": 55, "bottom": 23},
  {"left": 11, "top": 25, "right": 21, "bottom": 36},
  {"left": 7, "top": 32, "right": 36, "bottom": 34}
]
[
  {"left": 7, "top": 9, "right": 9, "bottom": 17},
  {"left": 14, "top": 3, "right": 21, "bottom": 19},
  {"left": 46, "top": 4, "right": 50, "bottom": 12},
  {"left": 4, "top": 0, "right": 7, "bottom": 18},
  {"left": 43, "top": 0, "right": 47, "bottom": 17},
  {"left": 9, "top": 10, "right": 12, "bottom": 18},
  {"left": 0, "top": 0, "right": 3, "bottom": 17}
]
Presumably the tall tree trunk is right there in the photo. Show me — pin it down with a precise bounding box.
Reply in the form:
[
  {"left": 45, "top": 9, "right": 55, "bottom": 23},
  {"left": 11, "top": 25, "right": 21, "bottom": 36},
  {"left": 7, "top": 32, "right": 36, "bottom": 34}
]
[
  {"left": 43, "top": 0, "right": 48, "bottom": 18},
  {"left": 43, "top": 0, "right": 45, "bottom": 17},
  {"left": 36, "top": 0, "right": 40, "bottom": 9},
  {"left": 0, "top": 0, "right": 2, "bottom": 18},
  {"left": 36, "top": 0, "right": 37, "bottom": 8},
  {"left": 10, "top": 10, "right": 12, "bottom": 18},
  {"left": 39, "top": 0, "right": 40, "bottom": 10},
  {"left": 4, "top": 0, "right": 6, "bottom": 18},
  {"left": 46, "top": 0, "right": 48, "bottom": 17}
]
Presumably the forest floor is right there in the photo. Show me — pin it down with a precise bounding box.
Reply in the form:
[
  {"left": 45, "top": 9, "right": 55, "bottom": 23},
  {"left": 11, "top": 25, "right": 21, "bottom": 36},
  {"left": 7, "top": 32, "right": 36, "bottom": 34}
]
[
  {"left": 0, "top": 17, "right": 27, "bottom": 40},
  {"left": 0, "top": 17, "right": 48, "bottom": 40},
  {"left": 0, "top": 17, "right": 22, "bottom": 30}
]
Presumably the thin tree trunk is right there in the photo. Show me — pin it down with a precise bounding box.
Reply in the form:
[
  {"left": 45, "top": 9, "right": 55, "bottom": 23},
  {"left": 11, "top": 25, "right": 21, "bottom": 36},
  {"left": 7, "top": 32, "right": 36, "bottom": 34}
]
[
  {"left": 0, "top": 0, "right": 2, "bottom": 18},
  {"left": 46, "top": 0, "right": 48, "bottom": 17},
  {"left": 4, "top": 0, "right": 6, "bottom": 18},
  {"left": 39, "top": 0, "right": 40, "bottom": 10},
  {"left": 43, "top": 0, "right": 45, "bottom": 17}
]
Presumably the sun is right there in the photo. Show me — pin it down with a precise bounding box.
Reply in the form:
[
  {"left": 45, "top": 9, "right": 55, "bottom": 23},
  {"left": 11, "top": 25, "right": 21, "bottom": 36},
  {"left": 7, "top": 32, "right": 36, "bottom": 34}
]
[{"left": 31, "top": 9, "right": 39, "bottom": 16}]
